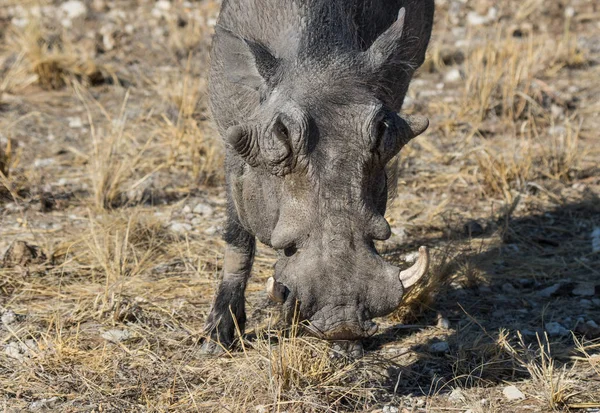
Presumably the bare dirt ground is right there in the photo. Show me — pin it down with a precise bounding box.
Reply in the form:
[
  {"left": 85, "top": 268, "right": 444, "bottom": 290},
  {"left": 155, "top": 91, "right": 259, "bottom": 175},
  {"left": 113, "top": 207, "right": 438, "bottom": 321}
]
[{"left": 1, "top": 0, "right": 599, "bottom": 412}]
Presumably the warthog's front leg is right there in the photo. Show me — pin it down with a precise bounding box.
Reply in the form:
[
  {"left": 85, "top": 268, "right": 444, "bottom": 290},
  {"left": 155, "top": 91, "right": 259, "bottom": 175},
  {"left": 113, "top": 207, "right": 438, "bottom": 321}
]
[{"left": 201, "top": 215, "right": 255, "bottom": 354}]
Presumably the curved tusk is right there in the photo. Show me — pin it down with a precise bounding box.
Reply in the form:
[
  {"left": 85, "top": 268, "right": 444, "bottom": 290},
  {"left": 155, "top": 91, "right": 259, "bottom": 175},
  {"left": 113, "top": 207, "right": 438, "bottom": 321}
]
[
  {"left": 399, "top": 246, "right": 429, "bottom": 289},
  {"left": 266, "top": 277, "right": 286, "bottom": 303}
]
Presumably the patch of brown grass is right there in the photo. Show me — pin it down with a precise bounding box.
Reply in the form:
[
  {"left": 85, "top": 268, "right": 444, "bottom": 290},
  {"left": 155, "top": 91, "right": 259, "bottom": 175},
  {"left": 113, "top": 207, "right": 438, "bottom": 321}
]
[
  {"left": 500, "top": 330, "right": 576, "bottom": 410},
  {"left": 6, "top": 21, "right": 116, "bottom": 90}
]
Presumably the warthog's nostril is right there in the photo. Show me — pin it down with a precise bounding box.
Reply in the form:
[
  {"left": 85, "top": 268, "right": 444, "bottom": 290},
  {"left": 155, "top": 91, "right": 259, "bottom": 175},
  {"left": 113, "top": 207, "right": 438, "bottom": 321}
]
[{"left": 284, "top": 245, "right": 297, "bottom": 257}]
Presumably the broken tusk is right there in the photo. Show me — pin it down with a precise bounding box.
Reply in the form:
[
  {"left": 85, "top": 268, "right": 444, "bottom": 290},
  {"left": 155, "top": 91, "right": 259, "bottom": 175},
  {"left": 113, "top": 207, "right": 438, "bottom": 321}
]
[
  {"left": 266, "top": 276, "right": 286, "bottom": 303},
  {"left": 399, "top": 246, "right": 429, "bottom": 289}
]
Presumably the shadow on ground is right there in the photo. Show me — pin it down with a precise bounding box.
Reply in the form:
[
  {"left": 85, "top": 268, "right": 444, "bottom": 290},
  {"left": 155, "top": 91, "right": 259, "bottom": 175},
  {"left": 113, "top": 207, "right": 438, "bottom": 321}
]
[{"left": 364, "top": 193, "right": 600, "bottom": 396}]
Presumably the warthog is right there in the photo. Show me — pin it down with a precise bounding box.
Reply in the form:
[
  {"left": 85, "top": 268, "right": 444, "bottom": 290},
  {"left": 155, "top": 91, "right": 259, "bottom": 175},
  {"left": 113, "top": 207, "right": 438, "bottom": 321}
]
[{"left": 202, "top": 0, "right": 435, "bottom": 353}]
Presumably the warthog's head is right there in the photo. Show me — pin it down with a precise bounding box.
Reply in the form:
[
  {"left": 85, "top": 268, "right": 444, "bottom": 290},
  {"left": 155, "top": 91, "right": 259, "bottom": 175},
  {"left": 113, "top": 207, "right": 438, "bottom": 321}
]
[{"left": 216, "top": 5, "right": 433, "bottom": 340}]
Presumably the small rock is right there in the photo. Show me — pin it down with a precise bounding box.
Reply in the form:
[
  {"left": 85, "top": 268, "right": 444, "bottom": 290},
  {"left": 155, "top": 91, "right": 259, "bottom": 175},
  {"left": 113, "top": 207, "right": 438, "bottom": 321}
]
[
  {"left": 4, "top": 342, "right": 23, "bottom": 360},
  {"left": 68, "top": 117, "right": 84, "bottom": 128},
  {"left": 436, "top": 313, "right": 450, "bottom": 330},
  {"left": 587, "top": 320, "right": 599, "bottom": 329},
  {"left": 573, "top": 283, "right": 596, "bottom": 297},
  {"left": 155, "top": 0, "right": 171, "bottom": 11},
  {"left": 592, "top": 228, "right": 600, "bottom": 253},
  {"left": 29, "top": 397, "right": 59, "bottom": 412},
  {"left": 444, "top": 68, "right": 462, "bottom": 83},
  {"left": 101, "top": 329, "right": 131, "bottom": 343},
  {"left": 503, "top": 385, "right": 525, "bottom": 401},
  {"left": 60, "top": 0, "right": 86, "bottom": 19},
  {"left": 182, "top": 205, "right": 192, "bottom": 214},
  {"left": 193, "top": 203, "right": 214, "bottom": 217},
  {"left": 448, "top": 388, "right": 465, "bottom": 402},
  {"left": 502, "top": 283, "right": 518, "bottom": 294},
  {"left": 382, "top": 406, "right": 399, "bottom": 413},
  {"left": 429, "top": 341, "right": 449, "bottom": 354},
  {"left": 545, "top": 322, "right": 569, "bottom": 337},
  {"left": 204, "top": 226, "right": 219, "bottom": 236},
  {"left": 170, "top": 222, "right": 192, "bottom": 234},
  {"left": 538, "top": 283, "right": 561, "bottom": 298},
  {"left": 1, "top": 310, "right": 16, "bottom": 325}
]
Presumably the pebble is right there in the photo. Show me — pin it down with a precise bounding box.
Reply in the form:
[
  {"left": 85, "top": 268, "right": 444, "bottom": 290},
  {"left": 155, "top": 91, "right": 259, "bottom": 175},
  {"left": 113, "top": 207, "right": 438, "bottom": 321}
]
[
  {"left": 68, "top": 117, "right": 84, "bottom": 128},
  {"left": 101, "top": 329, "right": 131, "bottom": 343},
  {"left": 60, "top": 0, "right": 86, "bottom": 19},
  {"left": 444, "top": 68, "right": 462, "bottom": 83},
  {"left": 170, "top": 222, "right": 192, "bottom": 234},
  {"left": 193, "top": 203, "right": 214, "bottom": 217},
  {"left": 382, "top": 406, "right": 399, "bottom": 413},
  {"left": 592, "top": 227, "right": 600, "bottom": 253},
  {"left": 1, "top": 310, "right": 16, "bottom": 325},
  {"left": 545, "top": 322, "right": 569, "bottom": 337},
  {"left": 467, "top": 8, "right": 497, "bottom": 26},
  {"left": 29, "top": 397, "right": 59, "bottom": 412},
  {"left": 182, "top": 205, "right": 192, "bottom": 214},
  {"left": 204, "top": 226, "right": 219, "bottom": 236},
  {"left": 448, "top": 388, "right": 465, "bottom": 402},
  {"left": 538, "top": 283, "right": 561, "bottom": 298},
  {"left": 436, "top": 313, "right": 450, "bottom": 330},
  {"left": 573, "top": 283, "right": 596, "bottom": 297},
  {"left": 502, "top": 283, "right": 518, "bottom": 294},
  {"left": 429, "top": 341, "right": 450, "bottom": 354},
  {"left": 503, "top": 385, "right": 525, "bottom": 401}
]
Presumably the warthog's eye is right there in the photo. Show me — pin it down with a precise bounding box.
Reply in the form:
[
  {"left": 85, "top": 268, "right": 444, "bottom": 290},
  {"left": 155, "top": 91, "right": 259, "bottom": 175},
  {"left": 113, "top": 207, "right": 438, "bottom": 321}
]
[{"left": 371, "top": 112, "right": 392, "bottom": 154}]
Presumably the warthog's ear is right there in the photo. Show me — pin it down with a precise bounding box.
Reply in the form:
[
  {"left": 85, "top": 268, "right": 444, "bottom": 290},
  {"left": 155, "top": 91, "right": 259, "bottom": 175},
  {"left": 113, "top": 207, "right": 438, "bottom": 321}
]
[
  {"left": 365, "top": 3, "right": 434, "bottom": 70},
  {"left": 214, "top": 25, "right": 280, "bottom": 90}
]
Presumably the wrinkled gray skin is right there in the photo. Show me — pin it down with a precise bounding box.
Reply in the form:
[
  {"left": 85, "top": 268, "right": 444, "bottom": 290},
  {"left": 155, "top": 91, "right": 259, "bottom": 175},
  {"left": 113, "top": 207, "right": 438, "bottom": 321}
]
[{"left": 202, "top": 0, "right": 435, "bottom": 352}]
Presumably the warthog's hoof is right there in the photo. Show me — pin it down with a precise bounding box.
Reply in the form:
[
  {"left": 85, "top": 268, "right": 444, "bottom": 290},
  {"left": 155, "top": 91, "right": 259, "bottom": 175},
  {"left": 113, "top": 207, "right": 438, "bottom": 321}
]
[{"left": 199, "top": 339, "right": 228, "bottom": 355}]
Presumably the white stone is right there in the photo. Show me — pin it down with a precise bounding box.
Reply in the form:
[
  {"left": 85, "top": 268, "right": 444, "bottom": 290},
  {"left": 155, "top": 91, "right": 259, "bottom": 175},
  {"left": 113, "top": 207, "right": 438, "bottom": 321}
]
[
  {"left": 101, "top": 329, "right": 131, "bottom": 343},
  {"left": 538, "top": 283, "right": 561, "bottom": 297},
  {"left": 444, "top": 68, "right": 462, "bottom": 83},
  {"left": 34, "top": 158, "right": 55, "bottom": 168},
  {"left": 204, "top": 226, "right": 219, "bottom": 236},
  {"left": 503, "top": 385, "right": 525, "bottom": 400},
  {"left": 573, "top": 283, "right": 596, "bottom": 297},
  {"left": 382, "top": 406, "right": 399, "bottom": 413},
  {"left": 4, "top": 342, "right": 23, "bottom": 360},
  {"left": 1, "top": 310, "right": 16, "bottom": 325},
  {"left": 170, "top": 222, "right": 192, "bottom": 234},
  {"left": 429, "top": 341, "right": 449, "bottom": 353},
  {"left": 182, "top": 205, "right": 192, "bottom": 214},
  {"left": 60, "top": 1, "right": 87, "bottom": 19},
  {"left": 448, "top": 388, "right": 465, "bottom": 402},
  {"left": 193, "top": 203, "right": 214, "bottom": 217},
  {"left": 545, "top": 322, "right": 569, "bottom": 337},
  {"left": 29, "top": 397, "right": 59, "bottom": 412},
  {"left": 156, "top": 0, "right": 171, "bottom": 11},
  {"left": 68, "top": 117, "right": 84, "bottom": 128}
]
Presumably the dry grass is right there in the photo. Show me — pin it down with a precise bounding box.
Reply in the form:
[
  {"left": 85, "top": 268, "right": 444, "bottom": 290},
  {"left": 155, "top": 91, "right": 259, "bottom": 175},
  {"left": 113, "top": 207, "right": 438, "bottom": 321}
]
[
  {"left": 1, "top": 0, "right": 599, "bottom": 411},
  {"left": 500, "top": 331, "right": 576, "bottom": 410},
  {"left": 6, "top": 22, "right": 116, "bottom": 90}
]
